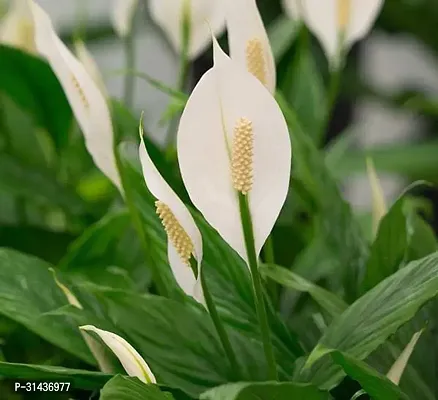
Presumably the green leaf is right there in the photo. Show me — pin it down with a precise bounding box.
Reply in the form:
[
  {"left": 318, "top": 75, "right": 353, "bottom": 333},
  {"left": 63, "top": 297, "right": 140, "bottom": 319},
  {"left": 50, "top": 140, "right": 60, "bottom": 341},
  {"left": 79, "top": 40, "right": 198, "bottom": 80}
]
[
  {"left": 0, "top": 249, "right": 94, "bottom": 364},
  {"left": 0, "top": 153, "right": 89, "bottom": 218},
  {"left": 100, "top": 376, "right": 174, "bottom": 400},
  {"left": 330, "top": 140, "right": 438, "bottom": 182},
  {"left": 277, "top": 92, "right": 368, "bottom": 301},
  {"left": 0, "top": 362, "right": 111, "bottom": 390},
  {"left": 200, "top": 381, "right": 329, "bottom": 400},
  {"left": 59, "top": 210, "right": 149, "bottom": 291},
  {"left": 330, "top": 352, "right": 409, "bottom": 400},
  {"left": 301, "top": 251, "right": 438, "bottom": 389},
  {"left": 281, "top": 37, "right": 325, "bottom": 141},
  {"left": 268, "top": 16, "right": 301, "bottom": 62},
  {"left": 360, "top": 194, "right": 407, "bottom": 293},
  {"left": 405, "top": 212, "right": 437, "bottom": 262},
  {"left": 0, "top": 45, "right": 72, "bottom": 149},
  {"left": 260, "top": 264, "right": 347, "bottom": 318}
]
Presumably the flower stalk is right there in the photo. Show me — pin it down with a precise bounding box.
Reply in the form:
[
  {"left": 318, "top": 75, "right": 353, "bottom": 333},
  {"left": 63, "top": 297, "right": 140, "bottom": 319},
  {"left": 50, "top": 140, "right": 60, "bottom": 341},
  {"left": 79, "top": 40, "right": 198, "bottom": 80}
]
[
  {"left": 238, "top": 193, "right": 278, "bottom": 380},
  {"left": 190, "top": 258, "right": 241, "bottom": 379}
]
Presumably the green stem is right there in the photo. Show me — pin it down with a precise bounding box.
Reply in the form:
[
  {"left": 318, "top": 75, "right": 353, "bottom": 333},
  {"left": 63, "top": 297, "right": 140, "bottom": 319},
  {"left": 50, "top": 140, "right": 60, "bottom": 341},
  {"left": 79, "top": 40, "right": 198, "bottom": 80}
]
[
  {"left": 319, "top": 65, "right": 342, "bottom": 144},
  {"left": 196, "top": 260, "right": 241, "bottom": 379},
  {"left": 238, "top": 193, "right": 278, "bottom": 380},
  {"left": 123, "top": 26, "right": 136, "bottom": 109},
  {"left": 263, "top": 236, "right": 278, "bottom": 304},
  {"left": 114, "top": 147, "right": 168, "bottom": 298}
]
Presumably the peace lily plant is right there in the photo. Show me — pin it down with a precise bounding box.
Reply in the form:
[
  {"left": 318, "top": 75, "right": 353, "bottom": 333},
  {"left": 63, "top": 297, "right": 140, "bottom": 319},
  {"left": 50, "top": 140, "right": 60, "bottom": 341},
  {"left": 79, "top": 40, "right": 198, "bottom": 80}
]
[{"left": 0, "top": 0, "right": 436, "bottom": 399}]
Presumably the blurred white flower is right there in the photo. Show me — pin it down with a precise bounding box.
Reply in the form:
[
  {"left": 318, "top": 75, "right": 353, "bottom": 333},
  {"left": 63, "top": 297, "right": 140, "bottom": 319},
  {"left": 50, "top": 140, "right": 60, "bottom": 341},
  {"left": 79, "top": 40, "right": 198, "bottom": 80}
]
[
  {"left": 0, "top": 0, "right": 36, "bottom": 54},
  {"left": 111, "top": 0, "right": 138, "bottom": 38},
  {"left": 80, "top": 325, "right": 156, "bottom": 384},
  {"left": 177, "top": 38, "right": 291, "bottom": 264},
  {"left": 223, "top": 0, "right": 276, "bottom": 93},
  {"left": 281, "top": 0, "right": 303, "bottom": 21},
  {"left": 387, "top": 330, "right": 423, "bottom": 385},
  {"left": 299, "top": 0, "right": 384, "bottom": 67},
  {"left": 149, "top": 0, "right": 225, "bottom": 59},
  {"left": 139, "top": 121, "right": 204, "bottom": 304},
  {"left": 74, "top": 40, "right": 109, "bottom": 99},
  {"left": 30, "top": 1, "right": 122, "bottom": 192}
]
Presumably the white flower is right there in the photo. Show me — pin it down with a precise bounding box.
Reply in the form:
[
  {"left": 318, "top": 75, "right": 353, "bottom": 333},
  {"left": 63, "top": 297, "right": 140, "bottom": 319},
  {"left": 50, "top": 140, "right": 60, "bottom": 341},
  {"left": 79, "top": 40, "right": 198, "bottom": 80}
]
[
  {"left": 387, "top": 330, "right": 423, "bottom": 385},
  {"left": 30, "top": 1, "right": 122, "bottom": 192},
  {"left": 139, "top": 121, "right": 204, "bottom": 304},
  {"left": 74, "top": 40, "right": 109, "bottom": 99},
  {"left": 0, "top": 0, "right": 36, "bottom": 54},
  {"left": 223, "top": 0, "right": 276, "bottom": 93},
  {"left": 80, "top": 325, "right": 156, "bottom": 384},
  {"left": 111, "top": 0, "right": 138, "bottom": 38},
  {"left": 148, "top": 0, "right": 225, "bottom": 59},
  {"left": 177, "top": 38, "right": 291, "bottom": 264},
  {"left": 300, "top": 0, "right": 384, "bottom": 67}
]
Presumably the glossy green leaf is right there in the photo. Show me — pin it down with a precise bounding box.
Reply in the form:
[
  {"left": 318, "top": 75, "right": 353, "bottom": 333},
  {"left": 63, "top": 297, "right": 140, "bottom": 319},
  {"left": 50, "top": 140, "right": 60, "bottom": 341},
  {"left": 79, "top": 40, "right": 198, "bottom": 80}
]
[
  {"left": 277, "top": 92, "right": 368, "bottom": 301},
  {"left": 0, "top": 153, "right": 89, "bottom": 218},
  {"left": 260, "top": 264, "right": 347, "bottom": 318},
  {"left": 200, "top": 381, "right": 329, "bottom": 400},
  {"left": 281, "top": 37, "right": 325, "bottom": 141},
  {"left": 0, "top": 362, "right": 111, "bottom": 390},
  {"left": 59, "top": 210, "right": 148, "bottom": 291},
  {"left": 360, "top": 194, "right": 407, "bottom": 293},
  {"left": 330, "top": 352, "right": 409, "bottom": 400},
  {"left": 0, "top": 249, "right": 94, "bottom": 365},
  {"left": 100, "top": 376, "right": 174, "bottom": 400},
  {"left": 301, "top": 251, "right": 438, "bottom": 389},
  {"left": 0, "top": 45, "right": 72, "bottom": 149}
]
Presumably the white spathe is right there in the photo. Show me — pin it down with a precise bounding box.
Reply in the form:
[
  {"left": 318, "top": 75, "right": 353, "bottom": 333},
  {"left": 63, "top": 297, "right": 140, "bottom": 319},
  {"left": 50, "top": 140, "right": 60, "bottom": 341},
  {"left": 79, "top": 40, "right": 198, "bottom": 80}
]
[
  {"left": 74, "top": 40, "right": 109, "bottom": 99},
  {"left": 30, "top": 1, "right": 122, "bottom": 192},
  {"left": 387, "top": 330, "right": 423, "bottom": 385},
  {"left": 299, "top": 0, "right": 384, "bottom": 67},
  {"left": 0, "top": 0, "right": 35, "bottom": 53},
  {"left": 223, "top": 0, "right": 276, "bottom": 93},
  {"left": 148, "top": 0, "right": 225, "bottom": 59},
  {"left": 139, "top": 124, "right": 204, "bottom": 304},
  {"left": 111, "top": 0, "right": 139, "bottom": 38},
  {"left": 80, "top": 325, "right": 156, "bottom": 384},
  {"left": 177, "top": 38, "right": 291, "bottom": 264}
]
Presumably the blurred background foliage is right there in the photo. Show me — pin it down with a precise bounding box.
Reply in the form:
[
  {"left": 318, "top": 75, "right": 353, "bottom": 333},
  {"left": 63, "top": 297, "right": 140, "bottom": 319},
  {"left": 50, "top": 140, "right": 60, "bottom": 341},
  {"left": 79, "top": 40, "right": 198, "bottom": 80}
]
[{"left": 0, "top": 0, "right": 437, "bottom": 399}]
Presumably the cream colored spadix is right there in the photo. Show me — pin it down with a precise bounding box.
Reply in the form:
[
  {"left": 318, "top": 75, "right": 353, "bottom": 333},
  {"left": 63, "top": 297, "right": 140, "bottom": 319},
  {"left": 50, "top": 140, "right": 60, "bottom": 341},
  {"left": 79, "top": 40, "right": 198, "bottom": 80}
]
[
  {"left": 111, "top": 0, "right": 138, "bottom": 38},
  {"left": 223, "top": 0, "right": 276, "bottom": 93},
  {"left": 299, "top": 0, "right": 384, "bottom": 67},
  {"left": 177, "top": 38, "right": 291, "bottom": 264},
  {"left": 30, "top": 1, "right": 122, "bottom": 192},
  {"left": 0, "top": 0, "right": 36, "bottom": 54},
  {"left": 148, "top": 0, "right": 225, "bottom": 59},
  {"left": 80, "top": 325, "right": 156, "bottom": 384},
  {"left": 139, "top": 122, "right": 204, "bottom": 304}
]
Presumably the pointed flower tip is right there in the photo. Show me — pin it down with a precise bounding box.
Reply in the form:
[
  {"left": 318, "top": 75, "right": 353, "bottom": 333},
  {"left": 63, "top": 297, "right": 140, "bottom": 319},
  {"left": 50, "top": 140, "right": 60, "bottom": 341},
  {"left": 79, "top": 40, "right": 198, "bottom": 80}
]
[
  {"left": 50, "top": 268, "right": 83, "bottom": 309},
  {"left": 138, "top": 111, "right": 146, "bottom": 139},
  {"left": 79, "top": 325, "right": 157, "bottom": 384}
]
